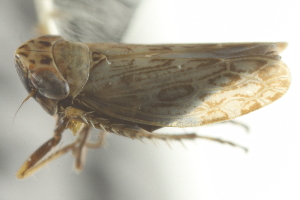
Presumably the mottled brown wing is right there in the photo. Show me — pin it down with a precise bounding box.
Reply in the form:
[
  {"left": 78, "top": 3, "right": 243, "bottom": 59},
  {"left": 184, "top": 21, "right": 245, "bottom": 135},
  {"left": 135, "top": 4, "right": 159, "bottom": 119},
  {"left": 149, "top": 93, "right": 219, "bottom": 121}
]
[{"left": 78, "top": 43, "right": 290, "bottom": 127}]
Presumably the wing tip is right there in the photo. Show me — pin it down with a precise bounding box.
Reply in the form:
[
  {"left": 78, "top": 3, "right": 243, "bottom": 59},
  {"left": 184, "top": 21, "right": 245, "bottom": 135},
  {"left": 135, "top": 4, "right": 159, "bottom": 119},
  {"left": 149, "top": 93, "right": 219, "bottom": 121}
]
[{"left": 276, "top": 42, "right": 288, "bottom": 53}]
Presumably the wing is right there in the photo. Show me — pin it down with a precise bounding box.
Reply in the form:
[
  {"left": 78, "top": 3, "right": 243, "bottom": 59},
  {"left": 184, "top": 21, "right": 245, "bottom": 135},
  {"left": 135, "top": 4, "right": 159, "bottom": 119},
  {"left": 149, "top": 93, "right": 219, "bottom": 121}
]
[
  {"left": 78, "top": 43, "right": 290, "bottom": 127},
  {"left": 33, "top": 1, "right": 290, "bottom": 128},
  {"left": 34, "top": 0, "right": 140, "bottom": 43}
]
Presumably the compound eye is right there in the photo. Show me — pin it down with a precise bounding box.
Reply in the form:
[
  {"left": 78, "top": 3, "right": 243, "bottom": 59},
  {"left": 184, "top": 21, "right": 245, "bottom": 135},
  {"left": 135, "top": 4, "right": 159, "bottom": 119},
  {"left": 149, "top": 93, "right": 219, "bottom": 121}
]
[
  {"left": 31, "top": 68, "right": 70, "bottom": 100},
  {"left": 15, "top": 56, "right": 32, "bottom": 93}
]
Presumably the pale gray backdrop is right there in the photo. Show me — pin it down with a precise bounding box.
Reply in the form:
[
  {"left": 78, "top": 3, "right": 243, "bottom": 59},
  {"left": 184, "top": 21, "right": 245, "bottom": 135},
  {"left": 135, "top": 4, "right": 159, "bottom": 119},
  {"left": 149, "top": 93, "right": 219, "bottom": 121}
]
[{"left": 1, "top": 0, "right": 300, "bottom": 200}]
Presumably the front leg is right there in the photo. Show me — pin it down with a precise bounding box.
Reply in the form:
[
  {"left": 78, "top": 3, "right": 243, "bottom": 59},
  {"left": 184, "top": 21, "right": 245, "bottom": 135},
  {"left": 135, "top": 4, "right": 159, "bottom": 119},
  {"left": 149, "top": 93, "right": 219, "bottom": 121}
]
[{"left": 16, "top": 116, "right": 68, "bottom": 179}]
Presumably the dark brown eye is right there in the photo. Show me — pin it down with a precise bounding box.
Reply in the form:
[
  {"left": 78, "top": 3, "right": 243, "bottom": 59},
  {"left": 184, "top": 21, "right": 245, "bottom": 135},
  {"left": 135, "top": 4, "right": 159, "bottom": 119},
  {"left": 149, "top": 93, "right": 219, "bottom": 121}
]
[
  {"left": 15, "top": 58, "right": 31, "bottom": 93},
  {"left": 31, "top": 69, "right": 70, "bottom": 100}
]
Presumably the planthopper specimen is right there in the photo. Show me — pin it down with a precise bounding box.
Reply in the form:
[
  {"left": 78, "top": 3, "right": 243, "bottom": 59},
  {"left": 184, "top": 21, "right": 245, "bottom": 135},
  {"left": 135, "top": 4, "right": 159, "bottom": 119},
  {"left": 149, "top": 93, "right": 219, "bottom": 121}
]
[{"left": 14, "top": 35, "right": 290, "bottom": 179}]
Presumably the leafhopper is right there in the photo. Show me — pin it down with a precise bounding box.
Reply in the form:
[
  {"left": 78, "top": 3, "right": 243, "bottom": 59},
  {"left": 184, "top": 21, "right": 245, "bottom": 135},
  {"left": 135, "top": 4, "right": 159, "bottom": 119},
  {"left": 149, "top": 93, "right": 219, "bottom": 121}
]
[{"left": 14, "top": 35, "right": 290, "bottom": 179}]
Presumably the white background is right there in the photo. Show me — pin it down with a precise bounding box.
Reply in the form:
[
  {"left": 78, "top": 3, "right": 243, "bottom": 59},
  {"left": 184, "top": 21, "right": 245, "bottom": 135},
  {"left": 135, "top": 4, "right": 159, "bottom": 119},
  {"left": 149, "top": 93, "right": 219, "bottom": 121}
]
[{"left": 1, "top": 0, "right": 300, "bottom": 200}]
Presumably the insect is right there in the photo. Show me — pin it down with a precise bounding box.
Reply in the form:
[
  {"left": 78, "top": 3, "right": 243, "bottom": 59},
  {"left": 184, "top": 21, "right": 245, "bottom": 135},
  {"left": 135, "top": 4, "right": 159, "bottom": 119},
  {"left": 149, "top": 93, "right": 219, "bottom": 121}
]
[{"left": 14, "top": 35, "right": 290, "bottom": 179}]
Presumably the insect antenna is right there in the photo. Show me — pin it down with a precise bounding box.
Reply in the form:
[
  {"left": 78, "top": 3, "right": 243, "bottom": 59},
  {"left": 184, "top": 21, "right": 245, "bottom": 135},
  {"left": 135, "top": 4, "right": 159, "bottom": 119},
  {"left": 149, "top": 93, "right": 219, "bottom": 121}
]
[{"left": 13, "top": 89, "right": 37, "bottom": 124}]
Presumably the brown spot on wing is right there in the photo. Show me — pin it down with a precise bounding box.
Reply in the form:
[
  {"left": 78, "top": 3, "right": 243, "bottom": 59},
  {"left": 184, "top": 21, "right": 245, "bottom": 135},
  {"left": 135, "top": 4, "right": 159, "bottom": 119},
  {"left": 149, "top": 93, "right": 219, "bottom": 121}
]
[
  {"left": 148, "top": 46, "right": 172, "bottom": 51},
  {"left": 240, "top": 100, "right": 262, "bottom": 115},
  {"left": 158, "top": 85, "right": 195, "bottom": 101},
  {"left": 203, "top": 109, "right": 230, "bottom": 124},
  {"left": 149, "top": 59, "right": 175, "bottom": 67}
]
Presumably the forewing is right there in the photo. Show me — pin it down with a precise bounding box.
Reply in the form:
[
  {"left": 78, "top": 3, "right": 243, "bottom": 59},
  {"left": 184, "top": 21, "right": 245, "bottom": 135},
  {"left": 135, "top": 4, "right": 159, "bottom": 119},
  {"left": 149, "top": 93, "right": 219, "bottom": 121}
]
[{"left": 79, "top": 43, "right": 290, "bottom": 127}]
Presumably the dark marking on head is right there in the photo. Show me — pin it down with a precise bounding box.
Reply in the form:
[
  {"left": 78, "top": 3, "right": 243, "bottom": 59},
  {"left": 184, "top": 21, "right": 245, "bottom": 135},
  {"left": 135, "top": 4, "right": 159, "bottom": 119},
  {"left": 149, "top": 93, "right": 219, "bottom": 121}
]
[
  {"left": 19, "top": 45, "right": 28, "bottom": 49},
  {"left": 39, "top": 41, "right": 52, "bottom": 47},
  {"left": 29, "top": 60, "right": 35, "bottom": 64},
  {"left": 40, "top": 55, "right": 53, "bottom": 65},
  {"left": 19, "top": 52, "right": 28, "bottom": 57},
  {"left": 29, "top": 40, "right": 34, "bottom": 43}
]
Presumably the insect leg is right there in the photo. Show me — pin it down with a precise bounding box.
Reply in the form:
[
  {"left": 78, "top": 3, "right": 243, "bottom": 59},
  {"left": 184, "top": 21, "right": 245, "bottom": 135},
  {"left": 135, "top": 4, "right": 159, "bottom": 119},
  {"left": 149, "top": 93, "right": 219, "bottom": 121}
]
[
  {"left": 221, "top": 120, "right": 250, "bottom": 133},
  {"left": 16, "top": 121, "right": 97, "bottom": 179},
  {"left": 122, "top": 128, "right": 248, "bottom": 152},
  {"left": 35, "top": 126, "right": 106, "bottom": 173},
  {"left": 16, "top": 117, "right": 68, "bottom": 179},
  {"left": 71, "top": 125, "right": 91, "bottom": 171},
  {"left": 85, "top": 130, "right": 107, "bottom": 149}
]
